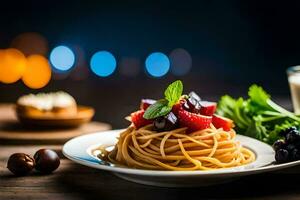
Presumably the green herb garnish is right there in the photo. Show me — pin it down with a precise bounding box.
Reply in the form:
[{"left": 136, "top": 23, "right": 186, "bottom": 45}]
[
  {"left": 217, "top": 84, "right": 300, "bottom": 144},
  {"left": 143, "top": 80, "right": 183, "bottom": 119}
]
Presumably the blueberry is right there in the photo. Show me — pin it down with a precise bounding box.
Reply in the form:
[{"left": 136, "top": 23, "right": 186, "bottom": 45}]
[
  {"left": 295, "top": 141, "right": 300, "bottom": 149},
  {"left": 154, "top": 112, "right": 178, "bottom": 131},
  {"left": 275, "top": 149, "right": 289, "bottom": 163},
  {"left": 291, "top": 149, "right": 300, "bottom": 161},
  {"left": 272, "top": 140, "right": 286, "bottom": 151},
  {"left": 279, "top": 127, "right": 297, "bottom": 137},
  {"left": 286, "top": 144, "right": 296, "bottom": 153},
  {"left": 286, "top": 130, "right": 300, "bottom": 143}
]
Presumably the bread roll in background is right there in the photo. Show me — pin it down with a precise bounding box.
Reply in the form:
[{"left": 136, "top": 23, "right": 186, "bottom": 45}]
[{"left": 16, "top": 91, "right": 77, "bottom": 118}]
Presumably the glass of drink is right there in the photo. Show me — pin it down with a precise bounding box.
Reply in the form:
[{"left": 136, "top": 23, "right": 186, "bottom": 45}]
[{"left": 287, "top": 66, "right": 300, "bottom": 114}]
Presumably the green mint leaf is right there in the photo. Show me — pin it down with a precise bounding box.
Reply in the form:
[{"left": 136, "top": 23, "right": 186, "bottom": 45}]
[
  {"left": 164, "top": 80, "right": 183, "bottom": 107},
  {"left": 143, "top": 99, "right": 171, "bottom": 119}
]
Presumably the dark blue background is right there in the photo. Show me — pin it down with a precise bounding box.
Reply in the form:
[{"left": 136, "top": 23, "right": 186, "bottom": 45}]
[{"left": 0, "top": 0, "right": 298, "bottom": 127}]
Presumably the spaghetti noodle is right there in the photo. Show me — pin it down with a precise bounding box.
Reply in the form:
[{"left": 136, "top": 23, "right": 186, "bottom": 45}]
[{"left": 98, "top": 124, "right": 255, "bottom": 171}]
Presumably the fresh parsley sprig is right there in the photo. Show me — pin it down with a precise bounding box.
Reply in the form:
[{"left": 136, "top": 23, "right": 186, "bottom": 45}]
[{"left": 143, "top": 80, "right": 183, "bottom": 119}]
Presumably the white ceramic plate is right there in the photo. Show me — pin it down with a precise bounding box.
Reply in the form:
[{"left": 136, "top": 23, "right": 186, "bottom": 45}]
[{"left": 63, "top": 129, "right": 300, "bottom": 187}]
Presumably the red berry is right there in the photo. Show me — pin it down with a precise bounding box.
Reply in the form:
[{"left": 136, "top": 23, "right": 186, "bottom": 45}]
[
  {"left": 140, "top": 99, "right": 156, "bottom": 110},
  {"left": 178, "top": 108, "right": 212, "bottom": 131},
  {"left": 199, "top": 101, "right": 217, "bottom": 116},
  {"left": 212, "top": 114, "right": 234, "bottom": 131},
  {"left": 130, "top": 110, "right": 152, "bottom": 129},
  {"left": 172, "top": 99, "right": 186, "bottom": 115}
]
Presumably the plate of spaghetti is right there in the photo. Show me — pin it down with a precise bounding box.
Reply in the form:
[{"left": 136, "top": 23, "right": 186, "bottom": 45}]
[{"left": 63, "top": 80, "right": 294, "bottom": 187}]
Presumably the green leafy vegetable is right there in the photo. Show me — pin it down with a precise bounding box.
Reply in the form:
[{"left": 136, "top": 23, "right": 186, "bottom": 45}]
[
  {"left": 217, "top": 84, "right": 300, "bottom": 144},
  {"left": 144, "top": 80, "right": 183, "bottom": 119}
]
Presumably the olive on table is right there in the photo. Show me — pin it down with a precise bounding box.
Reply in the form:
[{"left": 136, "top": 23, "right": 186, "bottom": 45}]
[
  {"left": 34, "top": 149, "right": 60, "bottom": 174},
  {"left": 7, "top": 153, "right": 35, "bottom": 176}
]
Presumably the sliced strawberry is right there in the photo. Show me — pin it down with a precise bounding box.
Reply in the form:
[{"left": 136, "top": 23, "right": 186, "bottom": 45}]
[
  {"left": 140, "top": 99, "right": 156, "bottom": 110},
  {"left": 178, "top": 108, "right": 212, "bottom": 131},
  {"left": 172, "top": 99, "right": 186, "bottom": 115},
  {"left": 212, "top": 114, "right": 234, "bottom": 131},
  {"left": 130, "top": 110, "right": 152, "bottom": 129},
  {"left": 199, "top": 101, "right": 217, "bottom": 116}
]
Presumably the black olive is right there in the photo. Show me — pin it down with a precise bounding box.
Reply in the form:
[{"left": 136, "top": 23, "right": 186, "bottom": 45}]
[
  {"left": 7, "top": 153, "right": 35, "bottom": 176},
  {"left": 34, "top": 149, "right": 60, "bottom": 174}
]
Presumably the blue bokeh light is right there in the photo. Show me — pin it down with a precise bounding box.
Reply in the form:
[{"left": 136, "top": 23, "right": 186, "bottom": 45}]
[
  {"left": 145, "top": 52, "right": 170, "bottom": 77},
  {"left": 90, "top": 51, "right": 117, "bottom": 77},
  {"left": 50, "top": 45, "right": 75, "bottom": 71}
]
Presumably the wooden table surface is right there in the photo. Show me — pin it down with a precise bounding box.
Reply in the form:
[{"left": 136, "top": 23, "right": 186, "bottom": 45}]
[
  {"left": 1, "top": 144, "right": 300, "bottom": 200},
  {"left": 1, "top": 101, "right": 300, "bottom": 200}
]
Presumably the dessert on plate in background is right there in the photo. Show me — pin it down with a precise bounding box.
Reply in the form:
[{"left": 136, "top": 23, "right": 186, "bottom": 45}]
[{"left": 16, "top": 91, "right": 94, "bottom": 127}]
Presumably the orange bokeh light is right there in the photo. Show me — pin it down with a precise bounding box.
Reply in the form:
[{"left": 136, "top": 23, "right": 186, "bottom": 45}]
[
  {"left": 22, "top": 55, "right": 51, "bottom": 89},
  {"left": 0, "top": 48, "right": 27, "bottom": 83}
]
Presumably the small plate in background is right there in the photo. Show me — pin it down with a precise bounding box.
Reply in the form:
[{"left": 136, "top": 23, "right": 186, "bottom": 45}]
[{"left": 17, "top": 105, "right": 95, "bottom": 127}]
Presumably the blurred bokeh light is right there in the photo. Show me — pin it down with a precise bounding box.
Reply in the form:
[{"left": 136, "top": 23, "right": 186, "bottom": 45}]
[
  {"left": 70, "top": 46, "right": 89, "bottom": 81},
  {"left": 90, "top": 51, "right": 116, "bottom": 77},
  {"left": 22, "top": 55, "right": 51, "bottom": 89},
  {"left": 169, "top": 48, "right": 192, "bottom": 76},
  {"left": 119, "top": 57, "right": 140, "bottom": 77},
  {"left": 10, "top": 32, "right": 48, "bottom": 56},
  {"left": 145, "top": 52, "right": 170, "bottom": 77},
  {"left": 50, "top": 45, "right": 75, "bottom": 71},
  {"left": 0, "top": 48, "right": 27, "bottom": 84}
]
